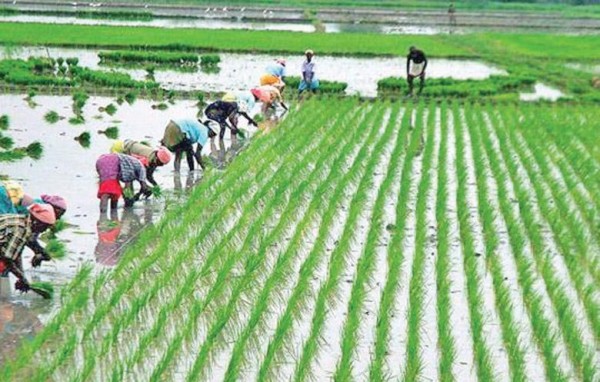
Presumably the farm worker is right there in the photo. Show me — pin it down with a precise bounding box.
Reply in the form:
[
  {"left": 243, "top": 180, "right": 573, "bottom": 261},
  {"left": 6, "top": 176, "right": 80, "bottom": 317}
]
[
  {"left": 161, "top": 118, "right": 218, "bottom": 172},
  {"left": 260, "top": 58, "right": 287, "bottom": 91},
  {"left": 111, "top": 139, "right": 171, "bottom": 186},
  {"left": 204, "top": 100, "right": 258, "bottom": 142},
  {"left": 406, "top": 46, "right": 428, "bottom": 96},
  {"left": 0, "top": 180, "right": 24, "bottom": 214},
  {"left": 299, "top": 50, "right": 319, "bottom": 95},
  {"left": 19, "top": 194, "right": 68, "bottom": 267},
  {"left": 251, "top": 85, "right": 289, "bottom": 117},
  {"left": 222, "top": 90, "right": 257, "bottom": 116},
  {"left": 448, "top": 3, "right": 457, "bottom": 26},
  {"left": 96, "top": 153, "right": 150, "bottom": 212},
  {"left": 0, "top": 204, "right": 56, "bottom": 293}
]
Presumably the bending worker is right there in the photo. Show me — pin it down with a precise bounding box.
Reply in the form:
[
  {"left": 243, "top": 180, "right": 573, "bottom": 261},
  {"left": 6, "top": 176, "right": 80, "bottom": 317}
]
[
  {"left": 260, "top": 58, "right": 286, "bottom": 91},
  {"left": 204, "top": 100, "right": 258, "bottom": 143},
  {"left": 406, "top": 46, "right": 428, "bottom": 96},
  {"left": 96, "top": 153, "right": 149, "bottom": 212},
  {"left": 111, "top": 140, "right": 171, "bottom": 186},
  {"left": 161, "top": 118, "right": 218, "bottom": 172},
  {"left": 251, "top": 85, "right": 288, "bottom": 118},
  {"left": 0, "top": 204, "right": 56, "bottom": 293}
]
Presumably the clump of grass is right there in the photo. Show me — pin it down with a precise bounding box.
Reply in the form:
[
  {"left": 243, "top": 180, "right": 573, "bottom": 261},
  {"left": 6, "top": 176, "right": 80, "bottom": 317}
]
[
  {"left": 45, "top": 239, "right": 67, "bottom": 260},
  {"left": 151, "top": 103, "right": 168, "bottom": 110},
  {"left": 74, "top": 132, "right": 91, "bottom": 148},
  {"left": 68, "top": 116, "right": 85, "bottom": 125},
  {"left": 0, "top": 135, "right": 14, "bottom": 150},
  {"left": 104, "top": 103, "right": 117, "bottom": 116},
  {"left": 0, "top": 115, "right": 9, "bottom": 130},
  {"left": 98, "top": 127, "right": 119, "bottom": 139},
  {"left": 29, "top": 281, "right": 54, "bottom": 299},
  {"left": 124, "top": 91, "right": 137, "bottom": 105},
  {"left": 200, "top": 54, "right": 220, "bottom": 66},
  {"left": 16, "top": 142, "right": 43, "bottom": 159},
  {"left": 44, "top": 110, "right": 60, "bottom": 124}
]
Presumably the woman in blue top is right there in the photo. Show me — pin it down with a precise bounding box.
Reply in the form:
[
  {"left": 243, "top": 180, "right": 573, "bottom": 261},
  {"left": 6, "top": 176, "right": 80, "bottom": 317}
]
[{"left": 161, "top": 118, "right": 218, "bottom": 172}]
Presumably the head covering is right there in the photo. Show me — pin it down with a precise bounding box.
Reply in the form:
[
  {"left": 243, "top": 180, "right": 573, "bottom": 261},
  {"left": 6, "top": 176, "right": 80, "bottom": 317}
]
[
  {"left": 110, "top": 140, "right": 124, "bottom": 153},
  {"left": 2, "top": 180, "right": 24, "bottom": 205},
  {"left": 156, "top": 147, "right": 172, "bottom": 164},
  {"left": 305, "top": 49, "right": 314, "bottom": 56},
  {"left": 28, "top": 203, "right": 56, "bottom": 225},
  {"left": 251, "top": 88, "right": 261, "bottom": 99},
  {"left": 276, "top": 58, "right": 286, "bottom": 66},
  {"left": 41, "top": 194, "right": 67, "bottom": 211}
]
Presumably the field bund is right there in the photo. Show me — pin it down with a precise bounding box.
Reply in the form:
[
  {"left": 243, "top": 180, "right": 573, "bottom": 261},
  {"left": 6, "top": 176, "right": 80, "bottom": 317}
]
[{"left": 3, "top": 99, "right": 599, "bottom": 381}]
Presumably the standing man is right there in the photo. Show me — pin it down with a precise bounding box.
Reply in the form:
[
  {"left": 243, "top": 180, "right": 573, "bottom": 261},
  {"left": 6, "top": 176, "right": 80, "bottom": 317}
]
[
  {"left": 161, "top": 118, "right": 218, "bottom": 172},
  {"left": 448, "top": 3, "right": 457, "bottom": 27},
  {"left": 406, "top": 46, "right": 428, "bottom": 96},
  {"left": 299, "top": 49, "right": 319, "bottom": 95}
]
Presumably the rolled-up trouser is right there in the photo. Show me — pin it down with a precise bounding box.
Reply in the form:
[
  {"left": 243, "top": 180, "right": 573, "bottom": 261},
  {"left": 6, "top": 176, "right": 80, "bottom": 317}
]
[
  {"left": 299, "top": 78, "right": 319, "bottom": 91},
  {"left": 161, "top": 121, "right": 186, "bottom": 152}
]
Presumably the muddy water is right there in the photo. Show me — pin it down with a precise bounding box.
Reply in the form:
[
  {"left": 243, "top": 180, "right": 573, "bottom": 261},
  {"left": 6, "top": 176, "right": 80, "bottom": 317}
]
[
  {"left": 0, "top": 93, "right": 258, "bottom": 365},
  {"left": 1, "top": 46, "right": 506, "bottom": 97}
]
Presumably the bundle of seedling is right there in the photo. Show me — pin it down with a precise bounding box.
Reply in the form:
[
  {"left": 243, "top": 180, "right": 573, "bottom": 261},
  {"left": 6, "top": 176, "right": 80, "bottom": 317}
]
[
  {"left": 284, "top": 76, "right": 347, "bottom": 94},
  {"left": 98, "top": 50, "right": 199, "bottom": 68},
  {"left": 0, "top": 114, "right": 43, "bottom": 162}
]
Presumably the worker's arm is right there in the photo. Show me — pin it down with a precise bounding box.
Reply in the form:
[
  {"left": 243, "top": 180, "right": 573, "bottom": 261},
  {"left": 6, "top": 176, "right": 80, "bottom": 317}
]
[
  {"left": 422, "top": 57, "right": 428, "bottom": 73},
  {"left": 123, "top": 183, "right": 136, "bottom": 207},
  {"left": 239, "top": 112, "right": 258, "bottom": 127},
  {"left": 27, "top": 235, "right": 51, "bottom": 267},
  {"left": 195, "top": 144, "right": 205, "bottom": 170},
  {"left": 146, "top": 165, "right": 158, "bottom": 187},
  {"left": 406, "top": 56, "right": 411, "bottom": 76},
  {"left": 4, "top": 257, "right": 29, "bottom": 290}
]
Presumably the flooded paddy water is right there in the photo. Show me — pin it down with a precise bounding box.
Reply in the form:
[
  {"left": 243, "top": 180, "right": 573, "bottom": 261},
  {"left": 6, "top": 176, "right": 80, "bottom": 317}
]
[
  {"left": 0, "top": 93, "right": 257, "bottom": 365},
  {"left": 1, "top": 46, "right": 507, "bottom": 97}
]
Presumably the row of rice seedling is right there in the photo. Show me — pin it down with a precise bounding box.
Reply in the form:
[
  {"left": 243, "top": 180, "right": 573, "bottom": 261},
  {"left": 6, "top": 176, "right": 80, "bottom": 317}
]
[
  {"left": 462, "top": 103, "right": 548, "bottom": 381},
  {"left": 292, "top": 102, "right": 398, "bottom": 381},
  {"left": 181, "top": 103, "right": 390, "bottom": 382},
  {"left": 477, "top": 104, "right": 598, "bottom": 381},
  {"left": 333, "top": 105, "right": 408, "bottom": 381},
  {"left": 12, "top": 100, "right": 334, "bottom": 380},
  {"left": 255, "top": 104, "right": 397, "bottom": 382},
  {"left": 58, "top": 101, "right": 340, "bottom": 380},
  {"left": 124, "top": 100, "right": 369, "bottom": 381}
]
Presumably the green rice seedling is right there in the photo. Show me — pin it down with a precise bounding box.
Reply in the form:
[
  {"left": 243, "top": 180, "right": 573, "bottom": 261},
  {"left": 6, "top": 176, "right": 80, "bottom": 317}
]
[
  {"left": 0, "top": 135, "right": 14, "bottom": 150},
  {"left": 434, "top": 102, "right": 456, "bottom": 382},
  {"left": 98, "top": 126, "right": 119, "bottom": 139},
  {"left": 403, "top": 102, "right": 440, "bottom": 382},
  {"left": 69, "top": 116, "right": 85, "bottom": 125},
  {"left": 29, "top": 281, "right": 54, "bottom": 299},
  {"left": 45, "top": 239, "right": 67, "bottom": 260},
  {"left": 150, "top": 185, "right": 162, "bottom": 198},
  {"left": 0, "top": 114, "right": 9, "bottom": 130},
  {"left": 368, "top": 104, "right": 423, "bottom": 382},
  {"left": 451, "top": 102, "right": 495, "bottom": 382},
  {"left": 151, "top": 103, "right": 168, "bottom": 110},
  {"left": 74, "top": 132, "right": 91, "bottom": 148},
  {"left": 104, "top": 103, "right": 117, "bottom": 116},
  {"left": 44, "top": 110, "right": 60, "bottom": 124},
  {"left": 62, "top": 102, "right": 333, "bottom": 378},
  {"left": 148, "top": 102, "right": 361, "bottom": 382},
  {"left": 293, "top": 105, "right": 394, "bottom": 382},
  {"left": 199, "top": 54, "right": 220, "bottom": 66},
  {"left": 333, "top": 105, "right": 407, "bottom": 382},
  {"left": 128, "top": 102, "right": 359, "bottom": 380},
  {"left": 124, "top": 91, "right": 137, "bottom": 105},
  {"left": 183, "top": 104, "right": 382, "bottom": 382},
  {"left": 21, "top": 141, "right": 43, "bottom": 159}
]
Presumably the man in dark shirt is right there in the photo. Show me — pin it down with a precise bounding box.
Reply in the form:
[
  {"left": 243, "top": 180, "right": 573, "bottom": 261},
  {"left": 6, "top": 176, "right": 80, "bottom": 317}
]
[
  {"left": 406, "top": 46, "right": 428, "bottom": 96},
  {"left": 203, "top": 101, "right": 258, "bottom": 143}
]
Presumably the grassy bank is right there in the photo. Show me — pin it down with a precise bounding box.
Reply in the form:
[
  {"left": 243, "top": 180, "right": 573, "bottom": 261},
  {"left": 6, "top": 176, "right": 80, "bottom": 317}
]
[{"left": 2, "top": 22, "right": 600, "bottom": 60}]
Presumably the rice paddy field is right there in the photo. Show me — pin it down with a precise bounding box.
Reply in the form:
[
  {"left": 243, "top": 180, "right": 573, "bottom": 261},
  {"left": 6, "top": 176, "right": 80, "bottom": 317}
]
[{"left": 2, "top": 97, "right": 599, "bottom": 381}]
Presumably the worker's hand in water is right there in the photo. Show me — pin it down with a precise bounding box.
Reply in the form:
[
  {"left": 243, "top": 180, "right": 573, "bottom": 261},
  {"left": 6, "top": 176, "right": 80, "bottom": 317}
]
[
  {"left": 31, "top": 251, "right": 51, "bottom": 268},
  {"left": 15, "top": 279, "right": 30, "bottom": 292},
  {"left": 142, "top": 188, "right": 152, "bottom": 199},
  {"left": 124, "top": 197, "right": 135, "bottom": 208}
]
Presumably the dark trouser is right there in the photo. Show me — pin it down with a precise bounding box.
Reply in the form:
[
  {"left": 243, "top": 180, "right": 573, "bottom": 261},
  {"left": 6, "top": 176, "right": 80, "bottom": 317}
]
[
  {"left": 407, "top": 74, "right": 425, "bottom": 95},
  {"left": 206, "top": 109, "right": 237, "bottom": 140}
]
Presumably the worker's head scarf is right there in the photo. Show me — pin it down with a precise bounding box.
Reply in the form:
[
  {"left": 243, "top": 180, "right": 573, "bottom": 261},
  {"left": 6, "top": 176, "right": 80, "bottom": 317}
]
[
  {"left": 28, "top": 203, "right": 56, "bottom": 225},
  {"left": 40, "top": 194, "right": 67, "bottom": 212},
  {"left": 156, "top": 147, "right": 172, "bottom": 165},
  {"left": 305, "top": 49, "right": 314, "bottom": 56},
  {"left": 110, "top": 140, "right": 124, "bottom": 153},
  {"left": 2, "top": 180, "right": 24, "bottom": 205}
]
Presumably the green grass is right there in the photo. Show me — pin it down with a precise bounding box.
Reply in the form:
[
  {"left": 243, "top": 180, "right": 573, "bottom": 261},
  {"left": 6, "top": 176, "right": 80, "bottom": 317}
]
[{"left": 3, "top": 99, "right": 600, "bottom": 381}]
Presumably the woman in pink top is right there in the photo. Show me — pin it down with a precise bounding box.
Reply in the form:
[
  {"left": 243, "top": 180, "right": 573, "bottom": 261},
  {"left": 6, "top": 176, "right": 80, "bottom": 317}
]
[{"left": 251, "top": 85, "right": 288, "bottom": 117}]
